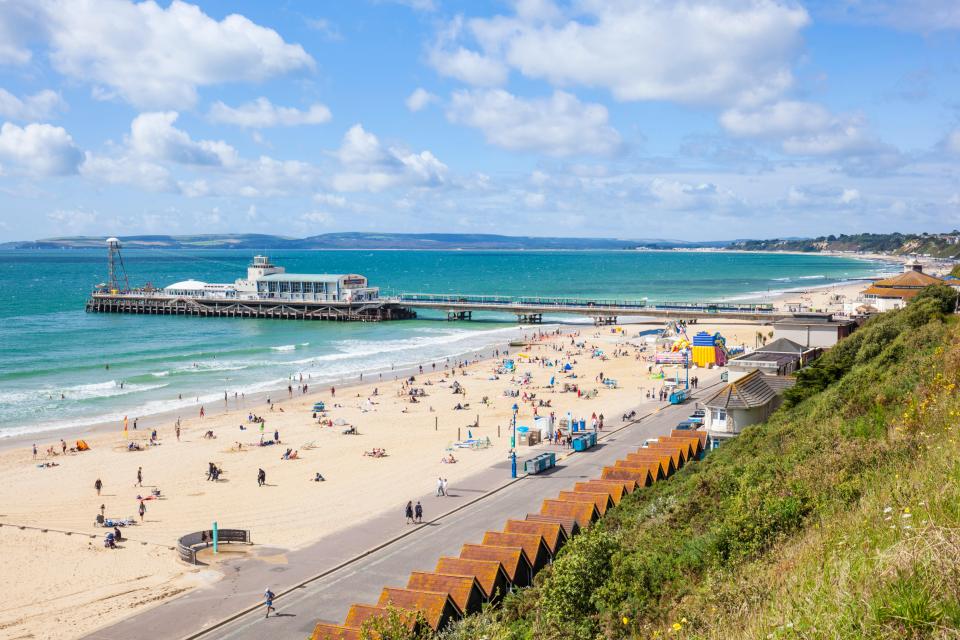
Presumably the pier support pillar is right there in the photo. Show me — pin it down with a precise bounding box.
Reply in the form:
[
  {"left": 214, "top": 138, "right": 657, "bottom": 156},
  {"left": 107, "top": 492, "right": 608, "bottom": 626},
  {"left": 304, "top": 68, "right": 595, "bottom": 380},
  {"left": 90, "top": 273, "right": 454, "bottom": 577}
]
[
  {"left": 593, "top": 315, "right": 617, "bottom": 326},
  {"left": 446, "top": 310, "right": 472, "bottom": 321},
  {"left": 516, "top": 313, "right": 543, "bottom": 324}
]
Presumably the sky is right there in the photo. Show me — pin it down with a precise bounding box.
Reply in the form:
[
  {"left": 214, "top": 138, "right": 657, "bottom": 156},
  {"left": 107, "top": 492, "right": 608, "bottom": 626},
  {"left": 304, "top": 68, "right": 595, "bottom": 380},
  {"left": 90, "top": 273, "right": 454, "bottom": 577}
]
[{"left": 0, "top": 0, "right": 958, "bottom": 242}]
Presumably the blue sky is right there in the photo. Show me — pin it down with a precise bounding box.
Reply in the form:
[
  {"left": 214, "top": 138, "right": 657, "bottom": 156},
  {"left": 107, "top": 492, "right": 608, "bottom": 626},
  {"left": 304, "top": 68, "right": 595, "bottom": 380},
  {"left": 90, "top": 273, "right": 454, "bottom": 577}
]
[{"left": 0, "top": 0, "right": 958, "bottom": 241}]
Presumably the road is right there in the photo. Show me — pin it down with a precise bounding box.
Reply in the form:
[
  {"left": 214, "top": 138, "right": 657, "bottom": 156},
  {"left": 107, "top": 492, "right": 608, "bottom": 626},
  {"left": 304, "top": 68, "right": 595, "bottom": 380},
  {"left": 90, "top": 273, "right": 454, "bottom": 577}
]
[{"left": 85, "top": 377, "right": 719, "bottom": 640}]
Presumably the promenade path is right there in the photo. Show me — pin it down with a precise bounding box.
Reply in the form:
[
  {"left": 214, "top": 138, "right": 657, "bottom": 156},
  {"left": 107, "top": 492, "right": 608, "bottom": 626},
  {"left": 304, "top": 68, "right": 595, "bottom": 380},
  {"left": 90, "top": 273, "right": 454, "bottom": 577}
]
[{"left": 85, "top": 373, "right": 721, "bottom": 640}]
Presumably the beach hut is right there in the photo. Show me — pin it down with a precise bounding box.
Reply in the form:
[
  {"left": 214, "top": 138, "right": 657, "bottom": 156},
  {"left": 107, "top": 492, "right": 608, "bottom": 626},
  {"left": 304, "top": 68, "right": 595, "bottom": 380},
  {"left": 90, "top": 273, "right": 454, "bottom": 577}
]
[
  {"left": 658, "top": 435, "right": 702, "bottom": 460},
  {"left": 345, "top": 604, "right": 416, "bottom": 631},
  {"left": 557, "top": 490, "right": 613, "bottom": 515},
  {"left": 310, "top": 622, "right": 361, "bottom": 640},
  {"left": 573, "top": 481, "right": 625, "bottom": 505},
  {"left": 620, "top": 456, "right": 670, "bottom": 479},
  {"left": 376, "top": 588, "right": 463, "bottom": 631},
  {"left": 525, "top": 513, "right": 580, "bottom": 539},
  {"left": 601, "top": 466, "right": 654, "bottom": 487},
  {"left": 435, "top": 557, "right": 510, "bottom": 604},
  {"left": 540, "top": 498, "right": 599, "bottom": 529},
  {"left": 460, "top": 544, "right": 533, "bottom": 587},
  {"left": 504, "top": 519, "right": 566, "bottom": 555},
  {"left": 481, "top": 531, "right": 552, "bottom": 573},
  {"left": 673, "top": 429, "right": 708, "bottom": 448},
  {"left": 406, "top": 573, "right": 486, "bottom": 615}
]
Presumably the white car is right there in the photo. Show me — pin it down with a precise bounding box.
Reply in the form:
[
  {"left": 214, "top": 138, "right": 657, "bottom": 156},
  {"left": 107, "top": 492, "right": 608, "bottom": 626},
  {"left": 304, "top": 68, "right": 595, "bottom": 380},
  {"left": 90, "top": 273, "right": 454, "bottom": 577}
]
[{"left": 642, "top": 438, "right": 659, "bottom": 448}]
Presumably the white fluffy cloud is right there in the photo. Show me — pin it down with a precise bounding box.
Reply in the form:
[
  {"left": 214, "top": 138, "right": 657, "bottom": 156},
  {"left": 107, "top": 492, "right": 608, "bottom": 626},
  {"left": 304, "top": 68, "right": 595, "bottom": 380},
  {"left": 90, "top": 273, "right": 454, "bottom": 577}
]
[
  {"left": 447, "top": 89, "right": 621, "bottom": 157},
  {"left": 333, "top": 124, "right": 447, "bottom": 192},
  {"left": 209, "top": 98, "right": 331, "bottom": 128},
  {"left": 405, "top": 88, "right": 437, "bottom": 112},
  {"left": 129, "top": 112, "right": 238, "bottom": 166},
  {"left": 437, "top": 1, "right": 809, "bottom": 106},
  {"left": 428, "top": 16, "right": 509, "bottom": 86},
  {"left": 720, "top": 101, "right": 835, "bottom": 138},
  {"left": 721, "top": 100, "right": 885, "bottom": 159},
  {"left": 0, "top": 89, "right": 65, "bottom": 120},
  {"left": 80, "top": 153, "right": 176, "bottom": 192},
  {"left": 0, "top": 121, "right": 83, "bottom": 175},
  {"left": 41, "top": 0, "right": 314, "bottom": 108}
]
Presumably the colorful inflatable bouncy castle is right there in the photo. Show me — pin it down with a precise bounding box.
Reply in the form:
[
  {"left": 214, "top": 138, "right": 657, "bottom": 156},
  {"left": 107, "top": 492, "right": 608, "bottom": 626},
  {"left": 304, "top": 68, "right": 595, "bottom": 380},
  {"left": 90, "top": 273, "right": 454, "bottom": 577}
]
[{"left": 692, "top": 331, "right": 728, "bottom": 367}]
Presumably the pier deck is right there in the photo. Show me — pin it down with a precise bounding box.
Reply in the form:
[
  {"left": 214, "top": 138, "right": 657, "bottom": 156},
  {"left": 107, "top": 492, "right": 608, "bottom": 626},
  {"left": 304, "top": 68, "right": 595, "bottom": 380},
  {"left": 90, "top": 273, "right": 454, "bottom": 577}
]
[
  {"left": 85, "top": 293, "right": 415, "bottom": 322},
  {"left": 86, "top": 292, "right": 787, "bottom": 323}
]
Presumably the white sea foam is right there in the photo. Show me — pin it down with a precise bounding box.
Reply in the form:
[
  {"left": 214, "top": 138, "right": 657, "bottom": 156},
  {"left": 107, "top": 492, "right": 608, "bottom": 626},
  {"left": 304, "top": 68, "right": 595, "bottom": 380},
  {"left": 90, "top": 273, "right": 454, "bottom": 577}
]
[{"left": 271, "top": 344, "right": 296, "bottom": 352}]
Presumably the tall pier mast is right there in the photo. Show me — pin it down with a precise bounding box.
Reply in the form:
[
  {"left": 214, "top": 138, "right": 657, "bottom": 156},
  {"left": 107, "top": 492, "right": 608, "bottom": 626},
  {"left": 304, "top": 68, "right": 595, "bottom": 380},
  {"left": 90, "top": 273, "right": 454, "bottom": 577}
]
[{"left": 106, "top": 237, "right": 129, "bottom": 293}]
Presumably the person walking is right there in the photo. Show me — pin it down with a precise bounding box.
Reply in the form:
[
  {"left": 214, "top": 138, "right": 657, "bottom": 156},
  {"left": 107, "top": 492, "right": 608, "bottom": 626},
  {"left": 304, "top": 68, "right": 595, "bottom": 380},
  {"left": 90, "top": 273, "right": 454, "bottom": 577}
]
[
  {"left": 405, "top": 500, "right": 415, "bottom": 524},
  {"left": 257, "top": 468, "right": 266, "bottom": 487},
  {"left": 32, "top": 443, "right": 37, "bottom": 459},
  {"left": 442, "top": 478, "right": 449, "bottom": 497},
  {"left": 136, "top": 466, "right": 143, "bottom": 487},
  {"left": 436, "top": 476, "right": 444, "bottom": 496},
  {"left": 175, "top": 424, "right": 181, "bottom": 441},
  {"left": 264, "top": 588, "right": 276, "bottom": 618},
  {"left": 414, "top": 501, "right": 423, "bottom": 523},
  {"left": 138, "top": 500, "right": 146, "bottom": 522},
  {"left": 95, "top": 478, "right": 102, "bottom": 495}
]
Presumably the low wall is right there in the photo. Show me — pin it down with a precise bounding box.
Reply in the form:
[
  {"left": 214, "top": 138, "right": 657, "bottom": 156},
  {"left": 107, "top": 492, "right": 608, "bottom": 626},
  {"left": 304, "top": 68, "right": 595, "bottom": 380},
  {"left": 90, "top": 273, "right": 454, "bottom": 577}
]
[{"left": 177, "top": 528, "right": 251, "bottom": 564}]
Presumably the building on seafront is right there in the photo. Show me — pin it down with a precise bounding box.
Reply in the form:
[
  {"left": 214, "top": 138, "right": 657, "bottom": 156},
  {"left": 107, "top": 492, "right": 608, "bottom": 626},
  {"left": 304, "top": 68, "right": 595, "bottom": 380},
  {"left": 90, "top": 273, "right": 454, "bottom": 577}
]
[
  {"left": 162, "top": 255, "right": 379, "bottom": 303},
  {"left": 725, "top": 337, "right": 820, "bottom": 382},
  {"left": 702, "top": 370, "right": 796, "bottom": 442},
  {"left": 854, "top": 262, "right": 951, "bottom": 312}
]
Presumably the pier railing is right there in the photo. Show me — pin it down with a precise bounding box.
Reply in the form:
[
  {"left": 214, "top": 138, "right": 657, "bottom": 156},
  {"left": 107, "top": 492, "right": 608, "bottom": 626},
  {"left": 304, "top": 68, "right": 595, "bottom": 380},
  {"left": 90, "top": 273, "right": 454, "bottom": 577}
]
[{"left": 390, "top": 293, "right": 775, "bottom": 313}]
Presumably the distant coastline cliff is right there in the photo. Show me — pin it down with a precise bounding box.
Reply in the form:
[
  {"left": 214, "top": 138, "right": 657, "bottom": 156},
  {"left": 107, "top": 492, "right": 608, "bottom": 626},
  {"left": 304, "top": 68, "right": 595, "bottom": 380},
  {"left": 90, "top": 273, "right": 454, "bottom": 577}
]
[{"left": 728, "top": 232, "right": 960, "bottom": 259}]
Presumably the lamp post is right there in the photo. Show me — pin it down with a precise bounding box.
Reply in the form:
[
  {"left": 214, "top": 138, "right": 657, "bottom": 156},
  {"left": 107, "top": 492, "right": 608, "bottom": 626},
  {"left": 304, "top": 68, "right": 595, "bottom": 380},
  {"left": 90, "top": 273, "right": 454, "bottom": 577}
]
[{"left": 511, "top": 404, "right": 519, "bottom": 478}]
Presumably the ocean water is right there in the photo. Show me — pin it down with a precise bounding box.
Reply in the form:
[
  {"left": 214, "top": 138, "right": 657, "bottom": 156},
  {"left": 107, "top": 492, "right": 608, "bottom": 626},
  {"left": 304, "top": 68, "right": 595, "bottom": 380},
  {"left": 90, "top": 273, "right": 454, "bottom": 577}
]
[{"left": 0, "top": 249, "right": 890, "bottom": 437}]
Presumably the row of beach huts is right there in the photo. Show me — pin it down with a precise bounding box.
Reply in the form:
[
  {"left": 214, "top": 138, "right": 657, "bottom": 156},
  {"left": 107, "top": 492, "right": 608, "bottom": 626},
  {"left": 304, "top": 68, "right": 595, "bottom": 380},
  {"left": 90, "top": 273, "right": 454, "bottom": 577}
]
[{"left": 310, "top": 428, "right": 707, "bottom": 639}]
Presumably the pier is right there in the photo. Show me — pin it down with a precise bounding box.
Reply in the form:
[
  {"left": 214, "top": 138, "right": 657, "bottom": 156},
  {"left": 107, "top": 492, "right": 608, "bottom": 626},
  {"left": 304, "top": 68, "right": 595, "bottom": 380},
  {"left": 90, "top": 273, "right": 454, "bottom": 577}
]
[
  {"left": 390, "top": 293, "right": 789, "bottom": 323},
  {"left": 85, "top": 293, "right": 415, "bottom": 322},
  {"left": 86, "top": 291, "right": 789, "bottom": 323},
  {"left": 84, "top": 243, "right": 791, "bottom": 324}
]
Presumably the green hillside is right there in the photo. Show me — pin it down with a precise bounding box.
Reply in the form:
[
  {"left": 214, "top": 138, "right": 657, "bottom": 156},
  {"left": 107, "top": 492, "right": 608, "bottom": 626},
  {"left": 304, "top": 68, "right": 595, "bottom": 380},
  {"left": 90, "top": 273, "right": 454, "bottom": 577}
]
[
  {"left": 430, "top": 285, "right": 960, "bottom": 640},
  {"left": 731, "top": 232, "right": 960, "bottom": 259}
]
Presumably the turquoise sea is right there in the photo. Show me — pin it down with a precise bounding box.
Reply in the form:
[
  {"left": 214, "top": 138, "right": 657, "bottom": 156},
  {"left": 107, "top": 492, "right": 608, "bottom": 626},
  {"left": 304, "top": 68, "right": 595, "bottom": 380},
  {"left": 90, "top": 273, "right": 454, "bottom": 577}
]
[{"left": 0, "top": 249, "right": 892, "bottom": 437}]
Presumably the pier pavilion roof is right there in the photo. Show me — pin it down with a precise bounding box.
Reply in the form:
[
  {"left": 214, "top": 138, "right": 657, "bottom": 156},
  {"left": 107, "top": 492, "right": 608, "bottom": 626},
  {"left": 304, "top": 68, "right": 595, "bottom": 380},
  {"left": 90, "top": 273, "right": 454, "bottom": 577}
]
[{"left": 257, "top": 273, "right": 355, "bottom": 283}]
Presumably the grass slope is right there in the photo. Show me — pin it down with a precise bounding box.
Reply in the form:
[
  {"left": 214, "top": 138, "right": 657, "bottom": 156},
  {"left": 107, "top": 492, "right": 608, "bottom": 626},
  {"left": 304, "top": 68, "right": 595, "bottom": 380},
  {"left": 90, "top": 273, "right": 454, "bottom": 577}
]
[{"left": 430, "top": 285, "right": 960, "bottom": 640}]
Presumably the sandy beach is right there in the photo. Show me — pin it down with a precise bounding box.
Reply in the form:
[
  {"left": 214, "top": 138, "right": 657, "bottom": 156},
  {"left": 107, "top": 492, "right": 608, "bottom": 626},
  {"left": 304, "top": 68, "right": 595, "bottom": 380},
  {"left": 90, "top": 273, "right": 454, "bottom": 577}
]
[{"left": 0, "top": 274, "right": 891, "bottom": 639}]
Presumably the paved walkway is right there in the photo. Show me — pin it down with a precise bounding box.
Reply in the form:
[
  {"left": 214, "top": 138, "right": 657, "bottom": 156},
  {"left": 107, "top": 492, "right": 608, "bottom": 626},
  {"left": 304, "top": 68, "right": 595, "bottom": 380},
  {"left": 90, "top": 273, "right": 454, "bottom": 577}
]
[{"left": 85, "top": 378, "right": 719, "bottom": 640}]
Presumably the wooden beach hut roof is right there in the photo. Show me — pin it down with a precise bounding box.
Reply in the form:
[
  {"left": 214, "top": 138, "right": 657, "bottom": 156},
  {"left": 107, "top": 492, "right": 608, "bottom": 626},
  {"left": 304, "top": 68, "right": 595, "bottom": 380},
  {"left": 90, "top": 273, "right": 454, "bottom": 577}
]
[
  {"left": 574, "top": 480, "right": 626, "bottom": 504},
  {"left": 658, "top": 436, "right": 701, "bottom": 459},
  {"left": 310, "top": 622, "right": 362, "bottom": 640},
  {"left": 504, "top": 519, "right": 566, "bottom": 554},
  {"left": 377, "top": 587, "right": 462, "bottom": 631},
  {"left": 622, "top": 454, "right": 671, "bottom": 478},
  {"left": 540, "top": 498, "right": 600, "bottom": 529},
  {"left": 525, "top": 513, "right": 580, "bottom": 538},
  {"left": 482, "top": 531, "right": 552, "bottom": 573},
  {"left": 672, "top": 429, "right": 708, "bottom": 447},
  {"left": 642, "top": 443, "right": 685, "bottom": 468},
  {"left": 557, "top": 490, "right": 613, "bottom": 515},
  {"left": 345, "top": 604, "right": 414, "bottom": 631},
  {"left": 628, "top": 449, "right": 675, "bottom": 471},
  {"left": 435, "top": 557, "right": 510, "bottom": 603},
  {"left": 406, "top": 573, "right": 486, "bottom": 616},
  {"left": 601, "top": 465, "right": 654, "bottom": 487},
  {"left": 584, "top": 475, "right": 639, "bottom": 493},
  {"left": 460, "top": 543, "right": 533, "bottom": 587}
]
